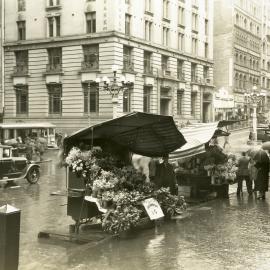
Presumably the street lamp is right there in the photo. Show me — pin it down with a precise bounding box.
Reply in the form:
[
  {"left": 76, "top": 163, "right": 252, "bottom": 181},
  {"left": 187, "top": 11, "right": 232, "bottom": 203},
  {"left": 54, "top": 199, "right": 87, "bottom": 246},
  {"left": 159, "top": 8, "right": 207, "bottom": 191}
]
[
  {"left": 244, "top": 85, "right": 266, "bottom": 142},
  {"left": 96, "top": 65, "right": 133, "bottom": 119}
]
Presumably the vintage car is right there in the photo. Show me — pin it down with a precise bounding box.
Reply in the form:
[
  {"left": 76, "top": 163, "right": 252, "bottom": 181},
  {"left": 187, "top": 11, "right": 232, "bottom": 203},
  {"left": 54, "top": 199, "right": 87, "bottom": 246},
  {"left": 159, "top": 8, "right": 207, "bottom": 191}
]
[
  {"left": 257, "top": 127, "right": 270, "bottom": 142},
  {"left": 0, "top": 144, "right": 40, "bottom": 184}
]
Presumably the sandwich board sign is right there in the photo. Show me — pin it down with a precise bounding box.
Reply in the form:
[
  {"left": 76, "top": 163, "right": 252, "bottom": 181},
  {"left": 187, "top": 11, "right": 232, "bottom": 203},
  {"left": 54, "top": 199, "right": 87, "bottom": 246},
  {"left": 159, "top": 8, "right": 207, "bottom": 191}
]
[{"left": 142, "top": 198, "right": 164, "bottom": 220}]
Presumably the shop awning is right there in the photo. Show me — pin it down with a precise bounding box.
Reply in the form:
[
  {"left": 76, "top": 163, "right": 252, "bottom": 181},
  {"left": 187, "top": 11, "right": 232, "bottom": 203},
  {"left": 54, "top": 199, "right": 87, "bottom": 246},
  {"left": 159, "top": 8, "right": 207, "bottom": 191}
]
[
  {"left": 169, "top": 122, "right": 230, "bottom": 162},
  {"left": 64, "top": 112, "right": 186, "bottom": 157}
]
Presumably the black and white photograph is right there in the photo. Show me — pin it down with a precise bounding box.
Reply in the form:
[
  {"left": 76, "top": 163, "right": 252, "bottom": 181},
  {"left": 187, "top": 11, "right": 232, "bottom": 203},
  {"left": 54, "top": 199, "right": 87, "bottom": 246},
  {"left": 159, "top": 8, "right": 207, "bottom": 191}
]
[{"left": 0, "top": 0, "right": 270, "bottom": 269}]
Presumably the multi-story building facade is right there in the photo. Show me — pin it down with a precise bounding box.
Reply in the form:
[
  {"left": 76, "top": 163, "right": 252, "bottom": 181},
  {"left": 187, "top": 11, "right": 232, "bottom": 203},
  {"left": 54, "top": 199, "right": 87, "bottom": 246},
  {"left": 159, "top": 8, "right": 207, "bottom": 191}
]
[
  {"left": 3, "top": 0, "right": 214, "bottom": 134},
  {"left": 214, "top": 0, "right": 262, "bottom": 121}
]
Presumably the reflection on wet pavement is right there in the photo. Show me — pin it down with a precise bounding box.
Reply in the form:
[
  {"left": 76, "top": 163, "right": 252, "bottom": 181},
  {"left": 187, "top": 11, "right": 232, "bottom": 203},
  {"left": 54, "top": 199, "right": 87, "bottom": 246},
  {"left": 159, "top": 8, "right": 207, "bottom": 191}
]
[{"left": 1, "top": 150, "right": 270, "bottom": 270}]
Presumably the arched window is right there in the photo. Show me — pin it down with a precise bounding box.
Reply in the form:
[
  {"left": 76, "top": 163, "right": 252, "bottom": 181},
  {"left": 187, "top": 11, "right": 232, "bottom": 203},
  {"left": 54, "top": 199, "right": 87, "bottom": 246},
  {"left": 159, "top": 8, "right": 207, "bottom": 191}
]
[
  {"left": 243, "top": 75, "right": 247, "bottom": 89},
  {"left": 256, "top": 60, "right": 259, "bottom": 70},
  {"left": 263, "top": 59, "right": 265, "bottom": 70},
  {"left": 256, "top": 78, "right": 259, "bottom": 86},
  {"left": 257, "top": 26, "right": 260, "bottom": 35},
  {"left": 243, "top": 56, "right": 246, "bottom": 66},
  {"left": 263, "top": 42, "right": 266, "bottom": 54},
  {"left": 244, "top": 18, "right": 247, "bottom": 29},
  {"left": 235, "top": 73, "right": 239, "bottom": 88},
  {"left": 249, "top": 58, "right": 252, "bottom": 67},
  {"left": 239, "top": 74, "right": 243, "bottom": 89},
  {"left": 235, "top": 53, "right": 238, "bottom": 63},
  {"left": 253, "top": 60, "right": 255, "bottom": 69},
  {"left": 249, "top": 76, "right": 253, "bottom": 88},
  {"left": 250, "top": 22, "right": 253, "bottom": 32},
  {"left": 239, "top": 54, "right": 243, "bottom": 64}
]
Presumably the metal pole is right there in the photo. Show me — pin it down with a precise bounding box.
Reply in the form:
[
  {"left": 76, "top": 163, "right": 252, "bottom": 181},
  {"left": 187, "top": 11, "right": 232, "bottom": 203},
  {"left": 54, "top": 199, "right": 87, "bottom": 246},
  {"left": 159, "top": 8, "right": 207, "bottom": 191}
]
[
  {"left": 112, "top": 96, "right": 118, "bottom": 119},
  {"left": 88, "top": 82, "right": 90, "bottom": 126},
  {"left": 253, "top": 103, "right": 257, "bottom": 142}
]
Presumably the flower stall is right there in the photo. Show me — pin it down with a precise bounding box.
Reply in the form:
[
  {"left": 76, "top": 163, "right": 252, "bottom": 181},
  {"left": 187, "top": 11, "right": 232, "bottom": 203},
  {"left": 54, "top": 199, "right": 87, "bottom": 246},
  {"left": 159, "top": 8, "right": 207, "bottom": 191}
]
[{"left": 63, "top": 112, "right": 187, "bottom": 235}]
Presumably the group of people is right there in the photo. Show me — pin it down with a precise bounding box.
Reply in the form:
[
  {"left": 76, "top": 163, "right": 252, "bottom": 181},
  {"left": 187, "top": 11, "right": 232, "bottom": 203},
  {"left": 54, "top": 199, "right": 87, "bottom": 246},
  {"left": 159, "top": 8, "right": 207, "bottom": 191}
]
[{"left": 237, "top": 151, "right": 269, "bottom": 200}]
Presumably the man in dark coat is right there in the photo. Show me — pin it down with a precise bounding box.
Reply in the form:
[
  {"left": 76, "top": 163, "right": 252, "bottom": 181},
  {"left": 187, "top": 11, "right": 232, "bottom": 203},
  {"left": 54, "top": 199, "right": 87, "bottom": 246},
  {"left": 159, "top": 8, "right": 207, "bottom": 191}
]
[
  {"left": 237, "top": 152, "right": 252, "bottom": 196},
  {"left": 254, "top": 159, "right": 269, "bottom": 200},
  {"left": 154, "top": 155, "right": 178, "bottom": 195}
]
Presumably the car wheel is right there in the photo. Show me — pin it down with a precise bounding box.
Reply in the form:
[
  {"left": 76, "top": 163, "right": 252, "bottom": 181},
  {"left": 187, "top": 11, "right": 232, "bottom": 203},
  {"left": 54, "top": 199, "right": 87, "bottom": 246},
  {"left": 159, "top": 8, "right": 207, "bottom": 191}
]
[{"left": 26, "top": 167, "right": 40, "bottom": 184}]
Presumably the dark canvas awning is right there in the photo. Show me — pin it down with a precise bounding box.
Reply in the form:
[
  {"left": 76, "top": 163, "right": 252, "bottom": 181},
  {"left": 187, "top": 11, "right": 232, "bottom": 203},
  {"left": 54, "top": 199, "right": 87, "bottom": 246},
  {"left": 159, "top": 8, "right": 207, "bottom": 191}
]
[{"left": 64, "top": 112, "right": 186, "bottom": 157}]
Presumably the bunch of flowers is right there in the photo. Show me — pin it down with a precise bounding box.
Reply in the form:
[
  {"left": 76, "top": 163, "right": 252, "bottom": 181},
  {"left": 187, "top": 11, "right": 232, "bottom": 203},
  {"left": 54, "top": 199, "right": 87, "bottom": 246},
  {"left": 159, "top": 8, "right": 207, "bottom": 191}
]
[
  {"left": 93, "top": 170, "right": 119, "bottom": 190},
  {"left": 102, "top": 205, "right": 142, "bottom": 234}
]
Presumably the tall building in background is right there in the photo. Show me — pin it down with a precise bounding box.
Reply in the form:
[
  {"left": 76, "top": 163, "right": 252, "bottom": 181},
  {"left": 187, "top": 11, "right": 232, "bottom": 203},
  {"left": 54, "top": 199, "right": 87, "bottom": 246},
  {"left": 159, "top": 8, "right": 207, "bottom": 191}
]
[
  {"left": 213, "top": 0, "right": 262, "bottom": 121},
  {"left": 2, "top": 0, "right": 214, "bottom": 134}
]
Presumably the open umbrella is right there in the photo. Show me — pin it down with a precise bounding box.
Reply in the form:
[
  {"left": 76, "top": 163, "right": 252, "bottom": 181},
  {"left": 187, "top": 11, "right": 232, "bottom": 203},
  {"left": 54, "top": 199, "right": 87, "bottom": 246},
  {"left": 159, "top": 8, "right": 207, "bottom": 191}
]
[{"left": 251, "top": 149, "right": 269, "bottom": 163}]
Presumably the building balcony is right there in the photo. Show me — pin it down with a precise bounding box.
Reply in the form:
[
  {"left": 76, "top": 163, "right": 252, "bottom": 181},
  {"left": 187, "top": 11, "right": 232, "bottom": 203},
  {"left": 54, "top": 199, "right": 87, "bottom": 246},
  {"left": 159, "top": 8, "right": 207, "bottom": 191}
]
[
  {"left": 81, "top": 60, "right": 99, "bottom": 71},
  {"left": 46, "top": 63, "right": 62, "bottom": 74},
  {"left": 13, "top": 65, "right": 28, "bottom": 76},
  {"left": 46, "top": 3, "right": 62, "bottom": 11}
]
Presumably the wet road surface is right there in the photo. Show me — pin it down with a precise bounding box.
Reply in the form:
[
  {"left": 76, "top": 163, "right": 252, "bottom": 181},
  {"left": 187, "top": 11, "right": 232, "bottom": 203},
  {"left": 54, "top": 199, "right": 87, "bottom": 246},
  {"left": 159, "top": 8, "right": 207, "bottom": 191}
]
[{"left": 1, "top": 141, "right": 270, "bottom": 270}]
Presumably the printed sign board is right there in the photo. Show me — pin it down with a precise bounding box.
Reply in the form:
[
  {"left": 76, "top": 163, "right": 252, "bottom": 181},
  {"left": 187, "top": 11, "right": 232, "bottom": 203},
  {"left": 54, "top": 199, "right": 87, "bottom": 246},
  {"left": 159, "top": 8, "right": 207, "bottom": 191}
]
[{"left": 142, "top": 198, "right": 164, "bottom": 220}]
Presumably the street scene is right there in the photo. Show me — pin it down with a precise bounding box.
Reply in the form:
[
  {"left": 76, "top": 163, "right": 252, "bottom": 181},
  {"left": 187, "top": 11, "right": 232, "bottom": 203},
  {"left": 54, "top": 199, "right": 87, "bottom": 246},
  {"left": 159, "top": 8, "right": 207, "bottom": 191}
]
[{"left": 1, "top": 0, "right": 270, "bottom": 270}]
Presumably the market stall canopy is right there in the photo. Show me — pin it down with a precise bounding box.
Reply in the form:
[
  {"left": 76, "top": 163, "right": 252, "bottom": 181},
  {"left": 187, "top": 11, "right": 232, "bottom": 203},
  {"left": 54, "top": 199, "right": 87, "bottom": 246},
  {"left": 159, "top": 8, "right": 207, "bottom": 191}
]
[
  {"left": 169, "top": 122, "right": 231, "bottom": 162},
  {"left": 64, "top": 112, "right": 186, "bottom": 157}
]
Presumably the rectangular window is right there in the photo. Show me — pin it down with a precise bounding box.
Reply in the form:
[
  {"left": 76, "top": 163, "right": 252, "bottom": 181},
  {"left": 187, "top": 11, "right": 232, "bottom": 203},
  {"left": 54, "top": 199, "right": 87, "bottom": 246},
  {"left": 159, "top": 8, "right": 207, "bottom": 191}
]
[
  {"left": 161, "top": 55, "right": 169, "bottom": 72},
  {"left": 205, "top": 19, "right": 208, "bottom": 35},
  {"left": 203, "top": 66, "right": 209, "bottom": 79},
  {"left": 83, "top": 83, "right": 99, "bottom": 113},
  {"left": 125, "top": 14, "right": 131, "bottom": 35},
  {"left": 205, "top": 0, "right": 208, "bottom": 11},
  {"left": 192, "top": 38, "right": 198, "bottom": 55},
  {"left": 123, "top": 46, "right": 134, "bottom": 72},
  {"left": 163, "top": 0, "right": 169, "bottom": 18},
  {"left": 191, "top": 93, "right": 196, "bottom": 116},
  {"left": 178, "top": 33, "right": 184, "bottom": 51},
  {"left": 48, "top": 84, "right": 62, "bottom": 114},
  {"left": 192, "top": 13, "right": 198, "bottom": 32},
  {"left": 86, "top": 12, "right": 96, "bottom": 33},
  {"left": 47, "top": 47, "right": 62, "bottom": 72},
  {"left": 55, "top": 16, "right": 61, "bottom": 36},
  {"left": 143, "top": 86, "right": 151, "bottom": 113},
  {"left": 205, "top": 42, "right": 208, "bottom": 58},
  {"left": 162, "top": 27, "right": 169, "bottom": 46},
  {"left": 18, "top": 0, "right": 25, "bottom": 11},
  {"left": 177, "top": 90, "right": 183, "bottom": 115},
  {"left": 16, "top": 86, "right": 28, "bottom": 114},
  {"left": 49, "top": 0, "right": 54, "bottom": 6},
  {"left": 123, "top": 88, "right": 131, "bottom": 113},
  {"left": 191, "top": 63, "right": 197, "bottom": 82},
  {"left": 145, "top": 0, "right": 151, "bottom": 11},
  {"left": 177, "top": 59, "right": 184, "bottom": 80},
  {"left": 144, "top": 51, "right": 153, "bottom": 74},
  {"left": 82, "top": 44, "right": 99, "bottom": 70},
  {"left": 48, "top": 17, "right": 54, "bottom": 37},
  {"left": 17, "top": 21, "right": 26, "bottom": 40},
  {"left": 15, "top": 50, "right": 28, "bottom": 74},
  {"left": 178, "top": 7, "right": 185, "bottom": 25},
  {"left": 145, "top": 20, "right": 152, "bottom": 41}
]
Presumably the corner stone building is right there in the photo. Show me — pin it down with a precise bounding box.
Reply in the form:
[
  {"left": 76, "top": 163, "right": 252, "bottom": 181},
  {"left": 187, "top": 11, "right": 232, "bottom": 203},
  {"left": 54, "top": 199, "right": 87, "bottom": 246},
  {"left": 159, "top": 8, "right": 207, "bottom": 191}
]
[{"left": 3, "top": 0, "right": 214, "bottom": 133}]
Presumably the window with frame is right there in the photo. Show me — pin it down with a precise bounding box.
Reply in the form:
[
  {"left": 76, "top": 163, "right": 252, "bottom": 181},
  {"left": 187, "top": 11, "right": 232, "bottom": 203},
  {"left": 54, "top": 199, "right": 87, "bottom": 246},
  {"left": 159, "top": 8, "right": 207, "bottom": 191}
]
[
  {"left": 177, "top": 60, "right": 184, "bottom": 80},
  {"left": 48, "top": 0, "right": 60, "bottom": 6},
  {"left": 48, "top": 84, "right": 62, "bottom": 114},
  {"left": 161, "top": 55, "right": 169, "bottom": 71},
  {"left": 203, "top": 66, "right": 209, "bottom": 79},
  {"left": 163, "top": 0, "right": 169, "bottom": 18},
  {"left": 48, "top": 17, "right": 54, "bottom": 37},
  {"left": 145, "top": 20, "right": 152, "bottom": 41},
  {"left": 145, "top": 0, "right": 151, "bottom": 12},
  {"left": 15, "top": 50, "right": 28, "bottom": 74},
  {"left": 191, "top": 93, "right": 196, "bottom": 116},
  {"left": 47, "top": 47, "right": 62, "bottom": 71},
  {"left": 123, "top": 88, "right": 132, "bottom": 113},
  {"left": 192, "top": 13, "right": 198, "bottom": 32},
  {"left": 86, "top": 12, "right": 96, "bottom": 33},
  {"left": 83, "top": 83, "right": 99, "bottom": 113},
  {"left": 178, "top": 7, "right": 185, "bottom": 25},
  {"left": 191, "top": 63, "right": 197, "bottom": 82},
  {"left": 205, "top": 19, "right": 208, "bottom": 35},
  {"left": 178, "top": 33, "right": 184, "bottom": 51},
  {"left": 16, "top": 86, "right": 28, "bottom": 114},
  {"left": 123, "top": 46, "right": 134, "bottom": 72},
  {"left": 177, "top": 90, "right": 183, "bottom": 115},
  {"left": 192, "top": 38, "right": 198, "bottom": 55},
  {"left": 82, "top": 44, "right": 99, "bottom": 70},
  {"left": 205, "top": 42, "right": 208, "bottom": 58},
  {"left": 55, "top": 16, "right": 60, "bottom": 36},
  {"left": 144, "top": 51, "right": 153, "bottom": 74},
  {"left": 125, "top": 14, "right": 131, "bottom": 35},
  {"left": 17, "top": 21, "right": 26, "bottom": 40},
  {"left": 162, "top": 27, "right": 169, "bottom": 46},
  {"left": 143, "top": 86, "right": 151, "bottom": 113},
  {"left": 18, "top": 0, "right": 25, "bottom": 11}
]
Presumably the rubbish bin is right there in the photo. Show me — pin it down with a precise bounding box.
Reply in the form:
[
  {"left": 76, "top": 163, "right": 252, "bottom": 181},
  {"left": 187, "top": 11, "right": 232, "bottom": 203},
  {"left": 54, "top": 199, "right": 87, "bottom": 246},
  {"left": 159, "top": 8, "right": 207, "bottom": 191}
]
[{"left": 0, "top": 204, "right": 21, "bottom": 270}]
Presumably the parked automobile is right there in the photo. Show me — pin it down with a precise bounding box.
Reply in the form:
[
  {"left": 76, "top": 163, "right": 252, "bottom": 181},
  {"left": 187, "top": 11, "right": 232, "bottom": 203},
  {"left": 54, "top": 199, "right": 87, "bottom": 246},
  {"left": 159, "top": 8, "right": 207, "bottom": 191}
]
[
  {"left": 257, "top": 127, "right": 270, "bottom": 142},
  {"left": 0, "top": 144, "right": 40, "bottom": 184}
]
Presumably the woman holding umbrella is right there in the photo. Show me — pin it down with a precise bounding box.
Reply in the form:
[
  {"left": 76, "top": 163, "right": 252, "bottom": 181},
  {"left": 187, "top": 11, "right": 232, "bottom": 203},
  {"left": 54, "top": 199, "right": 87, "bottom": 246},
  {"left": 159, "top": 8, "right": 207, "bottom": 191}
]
[{"left": 253, "top": 148, "right": 270, "bottom": 200}]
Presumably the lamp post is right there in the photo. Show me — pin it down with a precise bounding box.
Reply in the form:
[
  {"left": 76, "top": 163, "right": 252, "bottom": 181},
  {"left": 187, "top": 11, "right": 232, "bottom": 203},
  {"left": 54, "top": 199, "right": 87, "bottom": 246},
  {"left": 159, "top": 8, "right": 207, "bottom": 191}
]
[
  {"left": 96, "top": 65, "right": 133, "bottom": 119},
  {"left": 244, "top": 85, "right": 265, "bottom": 142}
]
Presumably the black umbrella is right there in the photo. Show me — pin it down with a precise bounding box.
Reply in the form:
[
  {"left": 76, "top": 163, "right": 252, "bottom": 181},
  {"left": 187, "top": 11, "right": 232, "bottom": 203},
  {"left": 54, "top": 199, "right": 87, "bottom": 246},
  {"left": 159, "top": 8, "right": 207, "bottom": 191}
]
[
  {"left": 252, "top": 149, "right": 269, "bottom": 164},
  {"left": 64, "top": 112, "right": 186, "bottom": 157}
]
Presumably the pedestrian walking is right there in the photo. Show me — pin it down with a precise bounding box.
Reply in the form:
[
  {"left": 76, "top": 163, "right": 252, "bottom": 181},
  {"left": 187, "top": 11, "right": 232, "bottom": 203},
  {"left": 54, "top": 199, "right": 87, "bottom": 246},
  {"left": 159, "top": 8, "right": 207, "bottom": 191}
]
[
  {"left": 237, "top": 152, "right": 252, "bottom": 196},
  {"left": 148, "top": 157, "right": 158, "bottom": 182}
]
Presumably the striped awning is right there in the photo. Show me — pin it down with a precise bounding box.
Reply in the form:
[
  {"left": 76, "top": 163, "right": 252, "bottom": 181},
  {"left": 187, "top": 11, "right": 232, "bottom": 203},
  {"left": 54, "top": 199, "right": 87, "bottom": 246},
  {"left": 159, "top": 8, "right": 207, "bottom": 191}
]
[{"left": 169, "top": 122, "right": 225, "bottom": 162}]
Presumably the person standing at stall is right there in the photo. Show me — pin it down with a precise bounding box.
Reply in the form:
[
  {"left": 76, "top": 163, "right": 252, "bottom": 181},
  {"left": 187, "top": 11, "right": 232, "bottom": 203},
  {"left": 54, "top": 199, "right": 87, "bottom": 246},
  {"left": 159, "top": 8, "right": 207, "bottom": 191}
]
[
  {"left": 237, "top": 152, "right": 252, "bottom": 196},
  {"left": 154, "top": 155, "right": 178, "bottom": 195}
]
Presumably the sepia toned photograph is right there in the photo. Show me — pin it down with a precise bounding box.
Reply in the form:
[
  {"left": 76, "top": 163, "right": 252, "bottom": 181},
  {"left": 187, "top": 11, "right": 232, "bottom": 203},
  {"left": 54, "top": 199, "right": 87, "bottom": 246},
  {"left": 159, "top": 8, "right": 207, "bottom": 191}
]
[{"left": 0, "top": 0, "right": 270, "bottom": 269}]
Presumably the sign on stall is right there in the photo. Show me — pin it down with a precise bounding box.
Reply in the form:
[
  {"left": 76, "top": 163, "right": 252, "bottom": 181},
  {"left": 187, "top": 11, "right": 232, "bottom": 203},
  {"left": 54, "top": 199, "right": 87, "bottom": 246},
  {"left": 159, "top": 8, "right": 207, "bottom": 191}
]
[{"left": 142, "top": 198, "right": 164, "bottom": 220}]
